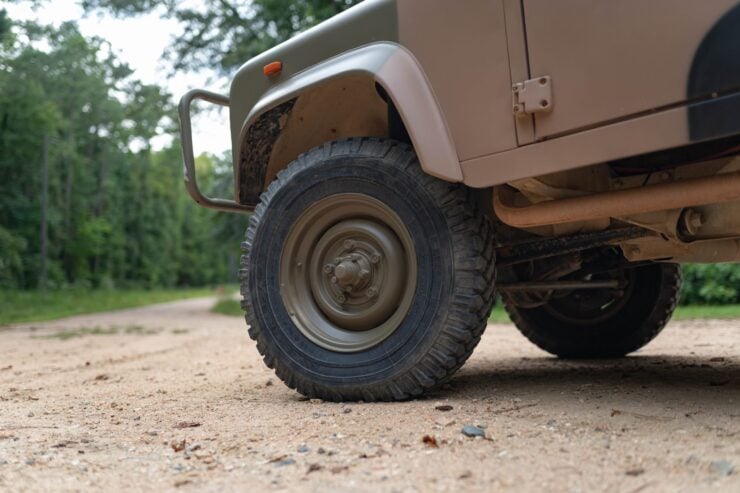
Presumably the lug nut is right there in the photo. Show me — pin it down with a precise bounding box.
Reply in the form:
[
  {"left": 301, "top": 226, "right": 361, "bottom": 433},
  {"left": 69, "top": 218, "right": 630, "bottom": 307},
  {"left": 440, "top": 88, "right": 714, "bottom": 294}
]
[
  {"left": 330, "top": 276, "right": 338, "bottom": 284},
  {"left": 323, "top": 264, "right": 334, "bottom": 274},
  {"left": 370, "top": 254, "right": 381, "bottom": 264},
  {"left": 343, "top": 239, "right": 355, "bottom": 250},
  {"left": 359, "top": 269, "right": 370, "bottom": 280},
  {"left": 367, "top": 287, "right": 378, "bottom": 298},
  {"left": 337, "top": 294, "right": 346, "bottom": 303}
]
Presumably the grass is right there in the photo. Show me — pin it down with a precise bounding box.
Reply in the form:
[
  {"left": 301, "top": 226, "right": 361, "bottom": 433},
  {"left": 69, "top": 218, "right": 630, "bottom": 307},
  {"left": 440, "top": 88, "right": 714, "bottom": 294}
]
[
  {"left": 32, "top": 324, "right": 159, "bottom": 340},
  {"left": 210, "top": 297, "right": 740, "bottom": 323},
  {"left": 489, "top": 304, "right": 512, "bottom": 323},
  {"left": 488, "top": 302, "right": 740, "bottom": 322},
  {"left": 673, "top": 304, "right": 740, "bottom": 320},
  {"left": 0, "top": 287, "right": 221, "bottom": 326},
  {"left": 211, "top": 298, "right": 243, "bottom": 317}
]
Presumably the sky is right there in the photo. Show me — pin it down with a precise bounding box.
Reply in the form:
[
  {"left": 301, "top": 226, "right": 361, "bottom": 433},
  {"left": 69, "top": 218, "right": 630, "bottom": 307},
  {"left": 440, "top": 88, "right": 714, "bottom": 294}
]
[{"left": 6, "top": 0, "right": 232, "bottom": 156}]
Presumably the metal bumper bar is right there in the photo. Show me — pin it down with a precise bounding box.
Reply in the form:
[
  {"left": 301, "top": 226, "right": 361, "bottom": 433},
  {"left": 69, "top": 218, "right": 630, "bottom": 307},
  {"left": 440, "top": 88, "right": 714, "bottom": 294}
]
[{"left": 178, "top": 89, "right": 253, "bottom": 213}]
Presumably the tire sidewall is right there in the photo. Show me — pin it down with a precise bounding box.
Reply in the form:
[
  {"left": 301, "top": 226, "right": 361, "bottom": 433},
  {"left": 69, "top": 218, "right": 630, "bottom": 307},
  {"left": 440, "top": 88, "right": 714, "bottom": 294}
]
[
  {"left": 247, "top": 153, "right": 455, "bottom": 387},
  {"left": 508, "top": 263, "right": 679, "bottom": 357}
]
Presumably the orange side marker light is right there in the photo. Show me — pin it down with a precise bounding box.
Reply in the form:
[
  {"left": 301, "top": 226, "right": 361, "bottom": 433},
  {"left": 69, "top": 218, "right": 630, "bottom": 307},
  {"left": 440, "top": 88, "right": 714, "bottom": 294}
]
[{"left": 263, "top": 61, "right": 283, "bottom": 77}]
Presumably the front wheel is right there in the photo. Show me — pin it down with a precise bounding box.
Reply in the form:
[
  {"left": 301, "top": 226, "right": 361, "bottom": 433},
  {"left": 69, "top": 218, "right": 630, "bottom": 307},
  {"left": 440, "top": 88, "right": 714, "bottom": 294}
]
[
  {"left": 240, "top": 138, "right": 495, "bottom": 401},
  {"left": 503, "top": 263, "right": 682, "bottom": 358}
]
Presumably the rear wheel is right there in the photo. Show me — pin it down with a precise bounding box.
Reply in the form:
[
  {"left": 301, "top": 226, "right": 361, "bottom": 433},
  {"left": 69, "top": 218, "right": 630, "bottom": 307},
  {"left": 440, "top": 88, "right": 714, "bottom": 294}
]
[
  {"left": 240, "top": 138, "right": 495, "bottom": 401},
  {"left": 503, "top": 263, "right": 682, "bottom": 358}
]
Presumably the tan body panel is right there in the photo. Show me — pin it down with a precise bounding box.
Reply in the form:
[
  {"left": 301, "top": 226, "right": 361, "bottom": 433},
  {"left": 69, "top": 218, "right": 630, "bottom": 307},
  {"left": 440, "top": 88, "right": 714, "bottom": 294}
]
[
  {"left": 398, "top": 0, "right": 517, "bottom": 161},
  {"left": 524, "top": 0, "right": 739, "bottom": 138},
  {"left": 219, "top": 0, "right": 740, "bottom": 208},
  {"left": 462, "top": 99, "right": 689, "bottom": 187},
  {"left": 236, "top": 43, "right": 462, "bottom": 191}
]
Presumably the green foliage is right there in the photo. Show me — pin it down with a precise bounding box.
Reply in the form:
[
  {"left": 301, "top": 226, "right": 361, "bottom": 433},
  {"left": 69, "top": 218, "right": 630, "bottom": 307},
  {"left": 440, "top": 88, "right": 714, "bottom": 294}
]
[
  {"left": 0, "top": 225, "right": 27, "bottom": 288},
  {"left": 0, "top": 10, "right": 11, "bottom": 44},
  {"left": 0, "top": 15, "right": 245, "bottom": 290},
  {"left": 82, "top": 0, "right": 363, "bottom": 74},
  {"left": 680, "top": 263, "right": 740, "bottom": 305}
]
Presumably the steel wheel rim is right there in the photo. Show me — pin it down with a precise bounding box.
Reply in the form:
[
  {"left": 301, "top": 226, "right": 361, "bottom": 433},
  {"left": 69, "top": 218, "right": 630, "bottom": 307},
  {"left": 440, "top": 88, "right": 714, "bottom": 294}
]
[
  {"left": 280, "top": 193, "right": 417, "bottom": 352},
  {"left": 543, "top": 268, "right": 636, "bottom": 326}
]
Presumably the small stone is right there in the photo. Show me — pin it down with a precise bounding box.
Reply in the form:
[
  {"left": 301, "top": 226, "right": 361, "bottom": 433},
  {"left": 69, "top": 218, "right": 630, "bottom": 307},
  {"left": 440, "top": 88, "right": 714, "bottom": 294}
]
[
  {"left": 435, "top": 404, "right": 454, "bottom": 412},
  {"left": 25, "top": 458, "right": 35, "bottom": 466},
  {"left": 297, "top": 445, "right": 309, "bottom": 453},
  {"left": 625, "top": 468, "right": 645, "bottom": 476},
  {"left": 317, "top": 447, "right": 326, "bottom": 455},
  {"left": 27, "top": 412, "right": 34, "bottom": 418},
  {"left": 146, "top": 430, "right": 158, "bottom": 437},
  {"left": 307, "top": 463, "right": 323, "bottom": 473},
  {"left": 276, "top": 458, "right": 296, "bottom": 467},
  {"left": 461, "top": 425, "right": 485, "bottom": 438},
  {"left": 309, "top": 399, "right": 323, "bottom": 404},
  {"left": 342, "top": 408, "right": 352, "bottom": 414},
  {"left": 435, "top": 417, "right": 456, "bottom": 427},
  {"left": 710, "top": 460, "right": 734, "bottom": 476}
]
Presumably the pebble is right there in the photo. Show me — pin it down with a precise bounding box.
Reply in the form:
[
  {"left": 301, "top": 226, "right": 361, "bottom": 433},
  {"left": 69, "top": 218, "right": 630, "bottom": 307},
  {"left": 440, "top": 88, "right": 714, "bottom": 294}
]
[
  {"left": 709, "top": 460, "right": 734, "bottom": 476},
  {"left": 435, "top": 417, "right": 456, "bottom": 427},
  {"left": 461, "top": 425, "right": 485, "bottom": 438},
  {"left": 297, "top": 445, "right": 309, "bottom": 453},
  {"left": 276, "top": 458, "right": 296, "bottom": 467}
]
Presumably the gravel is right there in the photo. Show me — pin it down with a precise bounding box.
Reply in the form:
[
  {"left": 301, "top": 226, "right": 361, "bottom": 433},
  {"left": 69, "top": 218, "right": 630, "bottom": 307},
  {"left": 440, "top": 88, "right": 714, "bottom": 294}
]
[{"left": 0, "top": 297, "right": 738, "bottom": 492}]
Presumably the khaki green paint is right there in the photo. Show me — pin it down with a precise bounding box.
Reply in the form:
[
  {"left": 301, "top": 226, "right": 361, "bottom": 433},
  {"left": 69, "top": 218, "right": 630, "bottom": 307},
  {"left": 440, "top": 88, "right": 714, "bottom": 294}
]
[{"left": 228, "top": 0, "right": 398, "bottom": 170}]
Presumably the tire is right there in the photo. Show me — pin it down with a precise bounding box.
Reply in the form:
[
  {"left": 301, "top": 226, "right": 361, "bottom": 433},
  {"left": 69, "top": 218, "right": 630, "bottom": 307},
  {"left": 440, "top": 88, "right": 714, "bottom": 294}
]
[
  {"left": 240, "top": 138, "right": 495, "bottom": 401},
  {"left": 503, "top": 263, "right": 682, "bottom": 358}
]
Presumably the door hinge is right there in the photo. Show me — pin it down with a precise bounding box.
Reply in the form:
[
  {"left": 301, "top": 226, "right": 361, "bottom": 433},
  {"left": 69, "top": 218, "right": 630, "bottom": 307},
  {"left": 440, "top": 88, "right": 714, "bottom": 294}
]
[{"left": 512, "top": 76, "right": 553, "bottom": 116}]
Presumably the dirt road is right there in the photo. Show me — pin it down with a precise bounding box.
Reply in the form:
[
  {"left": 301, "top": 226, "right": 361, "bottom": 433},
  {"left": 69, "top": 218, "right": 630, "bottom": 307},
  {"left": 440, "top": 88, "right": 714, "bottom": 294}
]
[{"left": 1, "top": 298, "right": 738, "bottom": 492}]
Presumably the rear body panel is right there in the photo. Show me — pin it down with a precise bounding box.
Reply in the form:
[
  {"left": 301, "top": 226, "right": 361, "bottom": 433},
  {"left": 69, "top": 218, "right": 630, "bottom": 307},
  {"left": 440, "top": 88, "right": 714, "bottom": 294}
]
[{"left": 523, "top": 0, "right": 740, "bottom": 139}]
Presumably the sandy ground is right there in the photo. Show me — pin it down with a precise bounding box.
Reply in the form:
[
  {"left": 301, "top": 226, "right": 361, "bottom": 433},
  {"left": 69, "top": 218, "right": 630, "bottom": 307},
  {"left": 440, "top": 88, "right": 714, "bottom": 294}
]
[{"left": 0, "top": 297, "right": 738, "bottom": 492}]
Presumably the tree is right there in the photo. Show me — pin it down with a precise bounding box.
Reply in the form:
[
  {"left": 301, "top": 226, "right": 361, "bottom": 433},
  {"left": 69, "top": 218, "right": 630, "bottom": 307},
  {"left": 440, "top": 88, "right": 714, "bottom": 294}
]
[{"left": 81, "top": 0, "right": 363, "bottom": 74}]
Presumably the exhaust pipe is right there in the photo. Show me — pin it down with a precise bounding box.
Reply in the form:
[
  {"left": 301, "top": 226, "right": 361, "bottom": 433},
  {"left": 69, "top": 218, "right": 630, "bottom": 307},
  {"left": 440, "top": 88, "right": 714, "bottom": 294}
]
[{"left": 493, "top": 171, "right": 740, "bottom": 229}]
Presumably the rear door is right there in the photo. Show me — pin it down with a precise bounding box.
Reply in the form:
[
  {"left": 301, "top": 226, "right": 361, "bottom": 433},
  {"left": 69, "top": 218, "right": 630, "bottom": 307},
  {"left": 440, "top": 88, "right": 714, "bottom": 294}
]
[{"left": 522, "top": 0, "right": 740, "bottom": 139}]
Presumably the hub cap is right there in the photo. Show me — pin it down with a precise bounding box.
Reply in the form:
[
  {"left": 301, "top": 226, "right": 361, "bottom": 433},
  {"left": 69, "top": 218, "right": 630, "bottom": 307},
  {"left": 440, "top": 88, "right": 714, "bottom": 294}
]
[{"left": 280, "top": 194, "right": 417, "bottom": 352}]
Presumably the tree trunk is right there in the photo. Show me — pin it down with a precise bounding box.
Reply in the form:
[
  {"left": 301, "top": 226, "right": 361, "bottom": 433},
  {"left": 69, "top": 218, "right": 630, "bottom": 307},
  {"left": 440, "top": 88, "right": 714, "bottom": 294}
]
[{"left": 39, "top": 133, "right": 49, "bottom": 291}]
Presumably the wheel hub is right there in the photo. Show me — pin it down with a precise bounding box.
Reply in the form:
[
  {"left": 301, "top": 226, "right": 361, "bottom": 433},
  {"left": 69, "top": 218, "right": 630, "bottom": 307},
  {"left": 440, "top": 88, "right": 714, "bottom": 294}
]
[
  {"left": 311, "top": 219, "right": 406, "bottom": 331},
  {"left": 279, "top": 193, "right": 417, "bottom": 352}
]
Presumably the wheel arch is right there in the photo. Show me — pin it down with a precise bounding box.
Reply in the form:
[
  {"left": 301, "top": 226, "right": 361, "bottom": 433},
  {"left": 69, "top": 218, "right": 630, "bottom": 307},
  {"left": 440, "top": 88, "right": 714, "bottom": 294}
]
[{"left": 235, "top": 43, "right": 462, "bottom": 206}]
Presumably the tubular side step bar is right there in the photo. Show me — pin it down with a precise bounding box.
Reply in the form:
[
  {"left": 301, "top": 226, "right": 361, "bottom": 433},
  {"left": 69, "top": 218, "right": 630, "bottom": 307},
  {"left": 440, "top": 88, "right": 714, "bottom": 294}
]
[{"left": 178, "top": 89, "right": 253, "bottom": 213}]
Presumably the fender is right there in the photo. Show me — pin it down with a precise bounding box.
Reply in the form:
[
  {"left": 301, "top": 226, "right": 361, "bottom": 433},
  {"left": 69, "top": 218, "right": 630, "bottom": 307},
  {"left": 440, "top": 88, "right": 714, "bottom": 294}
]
[{"left": 234, "top": 42, "right": 462, "bottom": 206}]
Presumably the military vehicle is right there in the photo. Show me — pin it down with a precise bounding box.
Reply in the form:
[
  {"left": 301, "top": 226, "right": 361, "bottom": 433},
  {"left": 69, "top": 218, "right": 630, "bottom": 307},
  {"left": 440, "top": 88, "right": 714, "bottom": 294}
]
[{"left": 179, "top": 0, "right": 740, "bottom": 401}]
